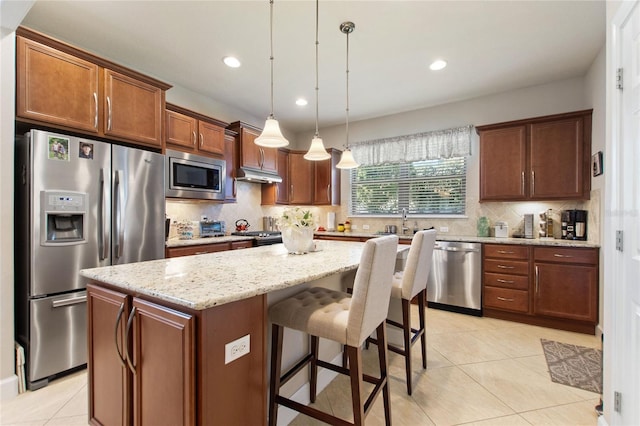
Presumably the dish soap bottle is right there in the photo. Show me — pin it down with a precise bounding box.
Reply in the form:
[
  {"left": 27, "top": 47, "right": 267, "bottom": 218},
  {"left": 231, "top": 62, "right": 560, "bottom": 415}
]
[{"left": 413, "top": 221, "right": 419, "bottom": 234}]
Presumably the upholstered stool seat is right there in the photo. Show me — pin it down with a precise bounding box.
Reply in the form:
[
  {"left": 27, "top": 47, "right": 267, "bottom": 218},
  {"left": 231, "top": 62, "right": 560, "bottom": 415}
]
[{"left": 268, "top": 235, "right": 399, "bottom": 426}]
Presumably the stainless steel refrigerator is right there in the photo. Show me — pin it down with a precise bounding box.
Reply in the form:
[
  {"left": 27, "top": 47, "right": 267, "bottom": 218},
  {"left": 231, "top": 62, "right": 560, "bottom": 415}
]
[{"left": 14, "top": 129, "right": 165, "bottom": 390}]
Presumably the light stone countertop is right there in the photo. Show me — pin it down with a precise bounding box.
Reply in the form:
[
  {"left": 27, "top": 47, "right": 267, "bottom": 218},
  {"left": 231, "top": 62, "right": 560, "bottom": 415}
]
[
  {"left": 165, "top": 235, "right": 254, "bottom": 248},
  {"left": 314, "top": 231, "right": 600, "bottom": 248},
  {"left": 81, "top": 240, "right": 406, "bottom": 311}
]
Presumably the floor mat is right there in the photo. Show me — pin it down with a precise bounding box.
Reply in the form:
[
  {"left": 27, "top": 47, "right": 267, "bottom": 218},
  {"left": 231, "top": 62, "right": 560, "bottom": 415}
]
[{"left": 541, "top": 338, "right": 602, "bottom": 394}]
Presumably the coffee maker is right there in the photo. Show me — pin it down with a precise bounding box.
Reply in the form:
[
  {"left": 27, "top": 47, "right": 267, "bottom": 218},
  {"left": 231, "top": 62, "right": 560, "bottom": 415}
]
[{"left": 561, "top": 209, "right": 587, "bottom": 240}]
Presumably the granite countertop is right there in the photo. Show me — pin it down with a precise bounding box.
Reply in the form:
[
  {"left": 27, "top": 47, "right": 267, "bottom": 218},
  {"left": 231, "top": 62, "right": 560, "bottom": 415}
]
[
  {"left": 314, "top": 231, "right": 600, "bottom": 248},
  {"left": 81, "top": 240, "right": 408, "bottom": 311},
  {"left": 166, "top": 235, "right": 254, "bottom": 248}
]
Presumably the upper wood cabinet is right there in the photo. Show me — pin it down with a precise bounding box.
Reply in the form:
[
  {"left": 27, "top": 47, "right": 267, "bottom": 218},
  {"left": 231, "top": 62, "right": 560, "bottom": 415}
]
[
  {"left": 224, "top": 130, "right": 238, "bottom": 202},
  {"left": 477, "top": 110, "right": 592, "bottom": 201},
  {"left": 16, "top": 28, "right": 170, "bottom": 149},
  {"left": 165, "top": 103, "right": 227, "bottom": 157},
  {"left": 228, "top": 121, "right": 278, "bottom": 174},
  {"left": 313, "top": 148, "right": 341, "bottom": 205},
  {"left": 289, "top": 151, "right": 314, "bottom": 205},
  {"left": 261, "top": 149, "right": 289, "bottom": 205}
]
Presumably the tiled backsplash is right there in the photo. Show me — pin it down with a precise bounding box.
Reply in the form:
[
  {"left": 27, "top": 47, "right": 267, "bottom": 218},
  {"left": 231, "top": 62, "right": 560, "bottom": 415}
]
[{"left": 167, "top": 183, "right": 600, "bottom": 245}]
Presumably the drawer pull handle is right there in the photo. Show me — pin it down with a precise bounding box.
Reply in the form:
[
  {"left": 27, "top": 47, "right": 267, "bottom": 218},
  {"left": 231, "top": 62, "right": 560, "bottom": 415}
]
[
  {"left": 497, "top": 279, "right": 515, "bottom": 284},
  {"left": 498, "top": 250, "right": 515, "bottom": 254},
  {"left": 553, "top": 253, "right": 573, "bottom": 258},
  {"left": 497, "top": 296, "right": 515, "bottom": 302},
  {"left": 497, "top": 265, "right": 515, "bottom": 269},
  {"left": 195, "top": 251, "right": 209, "bottom": 255}
]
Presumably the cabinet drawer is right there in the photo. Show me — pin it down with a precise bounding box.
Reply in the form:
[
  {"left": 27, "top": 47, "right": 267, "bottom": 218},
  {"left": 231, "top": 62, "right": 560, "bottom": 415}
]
[
  {"left": 484, "top": 244, "right": 529, "bottom": 260},
  {"left": 484, "top": 272, "right": 529, "bottom": 290},
  {"left": 484, "top": 287, "right": 529, "bottom": 313},
  {"left": 166, "top": 243, "right": 230, "bottom": 258},
  {"left": 533, "top": 247, "right": 598, "bottom": 265},
  {"left": 484, "top": 259, "right": 529, "bottom": 275}
]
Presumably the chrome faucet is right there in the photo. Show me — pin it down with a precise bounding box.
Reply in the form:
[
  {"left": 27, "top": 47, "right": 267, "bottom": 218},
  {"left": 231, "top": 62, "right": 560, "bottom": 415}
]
[{"left": 401, "top": 208, "right": 409, "bottom": 235}]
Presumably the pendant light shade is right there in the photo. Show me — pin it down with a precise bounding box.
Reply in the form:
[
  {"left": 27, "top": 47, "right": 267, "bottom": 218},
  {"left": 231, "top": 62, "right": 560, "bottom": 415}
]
[
  {"left": 336, "top": 147, "right": 359, "bottom": 169},
  {"left": 255, "top": 0, "right": 289, "bottom": 148},
  {"left": 305, "top": 136, "right": 332, "bottom": 161},
  {"left": 256, "top": 117, "right": 289, "bottom": 147},
  {"left": 304, "top": 0, "right": 330, "bottom": 161},
  {"left": 336, "top": 21, "right": 359, "bottom": 169}
]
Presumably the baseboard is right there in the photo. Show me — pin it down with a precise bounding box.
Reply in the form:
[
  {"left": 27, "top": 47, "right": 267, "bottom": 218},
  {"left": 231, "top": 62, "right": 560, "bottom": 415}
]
[
  {"left": 596, "top": 324, "right": 604, "bottom": 341},
  {"left": 276, "top": 352, "right": 341, "bottom": 426},
  {"left": 0, "top": 374, "right": 19, "bottom": 401},
  {"left": 597, "top": 413, "right": 608, "bottom": 426}
]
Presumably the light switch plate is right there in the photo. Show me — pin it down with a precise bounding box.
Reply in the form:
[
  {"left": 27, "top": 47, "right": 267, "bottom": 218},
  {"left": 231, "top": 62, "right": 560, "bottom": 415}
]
[{"left": 225, "top": 334, "right": 250, "bottom": 364}]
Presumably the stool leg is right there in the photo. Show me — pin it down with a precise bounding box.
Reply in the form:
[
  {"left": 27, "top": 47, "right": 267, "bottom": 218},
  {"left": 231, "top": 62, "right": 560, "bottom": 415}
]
[
  {"left": 375, "top": 322, "right": 392, "bottom": 426},
  {"left": 310, "top": 335, "right": 319, "bottom": 403},
  {"left": 346, "top": 345, "right": 365, "bottom": 425},
  {"left": 269, "top": 324, "right": 284, "bottom": 426},
  {"left": 419, "top": 289, "right": 427, "bottom": 369},
  {"left": 402, "top": 298, "right": 413, "bottom": 395}
]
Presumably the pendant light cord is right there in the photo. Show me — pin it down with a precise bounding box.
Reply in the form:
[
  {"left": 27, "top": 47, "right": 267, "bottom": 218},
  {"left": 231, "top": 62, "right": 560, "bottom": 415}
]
[
  {"left": 314, "top": 0, "right": 320, "bottom": 137},
  {"left": 268, "top": 0, "right": 275, "bottom": 119},
  {"left": 345, "top": 28, "right": 350, "bottom": 149}
]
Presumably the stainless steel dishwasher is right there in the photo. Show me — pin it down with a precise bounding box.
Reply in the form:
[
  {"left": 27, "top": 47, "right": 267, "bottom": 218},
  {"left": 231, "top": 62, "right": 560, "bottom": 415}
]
[{"left": 426, "top": 241, "right": 482, "bottom": 316}]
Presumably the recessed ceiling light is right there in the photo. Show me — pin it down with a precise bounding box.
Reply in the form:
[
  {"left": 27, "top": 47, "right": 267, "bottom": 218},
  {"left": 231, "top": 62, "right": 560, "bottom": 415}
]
[
  {"left": 223, "top": 56, "right": 241, "bottom": 68},
  {"left": 296, "top": 98, "right": 308, "bottom": 106},
  {"left": 429, "top": 59, "right": 447, "bottom": 71}
]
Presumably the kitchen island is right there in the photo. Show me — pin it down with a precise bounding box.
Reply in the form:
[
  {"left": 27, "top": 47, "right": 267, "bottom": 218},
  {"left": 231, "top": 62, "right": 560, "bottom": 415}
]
[{"left": 80, "top": 240, "right": 406, "bottom": 426}]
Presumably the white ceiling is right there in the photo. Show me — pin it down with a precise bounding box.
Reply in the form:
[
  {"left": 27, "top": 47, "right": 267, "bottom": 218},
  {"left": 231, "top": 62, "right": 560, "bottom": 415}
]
[{"left": 20, "top": 1, "right": 606, "bottom": 134}]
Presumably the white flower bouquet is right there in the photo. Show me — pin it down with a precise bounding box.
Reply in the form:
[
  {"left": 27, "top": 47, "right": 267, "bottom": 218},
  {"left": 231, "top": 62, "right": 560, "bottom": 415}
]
[{"left": 278, "top": 207, "right": 317, "bottom": 254}]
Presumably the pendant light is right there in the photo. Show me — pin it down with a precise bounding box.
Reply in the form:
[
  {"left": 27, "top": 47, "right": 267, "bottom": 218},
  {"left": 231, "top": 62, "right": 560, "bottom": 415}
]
[
  {"left": 336, "top": 21, "right": 359, "bottom": 169},
  {"left": 255, "top": 0, "right": 289, "bottom": 148},
  {"left": 304, "top": 0, "right": 331, "bottom": 161}
]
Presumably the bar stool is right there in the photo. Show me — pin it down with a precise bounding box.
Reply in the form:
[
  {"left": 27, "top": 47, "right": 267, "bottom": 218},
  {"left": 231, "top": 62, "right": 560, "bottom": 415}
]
[
  {"left": 268, "top": 235, "right": 399, "bottom": 426},
  {"left": 367, "top": 229, "right": 436, "bottom": 395}
]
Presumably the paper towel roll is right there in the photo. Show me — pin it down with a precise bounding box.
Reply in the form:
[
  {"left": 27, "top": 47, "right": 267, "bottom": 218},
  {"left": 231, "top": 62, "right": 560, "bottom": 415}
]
[{"left": 327, "top": 212, "right": 336, "bottom": 231}]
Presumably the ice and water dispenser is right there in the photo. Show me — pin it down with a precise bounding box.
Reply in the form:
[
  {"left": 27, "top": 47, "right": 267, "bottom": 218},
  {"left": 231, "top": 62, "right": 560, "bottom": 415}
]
[{"left": 40, "top": 190, "right": 87, "bottom": 245}]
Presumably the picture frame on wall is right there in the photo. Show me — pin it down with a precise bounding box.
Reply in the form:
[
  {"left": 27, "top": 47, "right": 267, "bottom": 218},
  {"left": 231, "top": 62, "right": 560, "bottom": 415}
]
[{"left": 592, "top": 151, "right": 603, "bottom": 177}]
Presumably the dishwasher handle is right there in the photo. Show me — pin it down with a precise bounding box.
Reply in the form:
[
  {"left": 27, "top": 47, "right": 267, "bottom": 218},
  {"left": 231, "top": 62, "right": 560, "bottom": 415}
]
[{"left": 435, "top": 246, "right": 481, "bottom": 253}]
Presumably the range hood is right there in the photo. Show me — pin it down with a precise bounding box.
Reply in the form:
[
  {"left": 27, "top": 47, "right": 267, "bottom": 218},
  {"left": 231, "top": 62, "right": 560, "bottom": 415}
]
[{"left": 235, "top": 167, "right": 283, "bottom": 184}]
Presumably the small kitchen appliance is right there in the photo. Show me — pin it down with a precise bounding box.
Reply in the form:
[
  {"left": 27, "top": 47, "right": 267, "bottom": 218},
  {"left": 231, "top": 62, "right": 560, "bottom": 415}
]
[
  {"left": 561, "top": 209, "right": 588, "bottom": 240},
  {"left": 494, "top": 221, "right": 509, "bottom": 238},
  {"left": 200, "top": 220, "right": 225, "bottom": 237},
  {"left": 524, "top": 214, "right": 534, "bottom": 239},
  {"left": 230, "top": 230, "right": 282, "bottom": 246}
]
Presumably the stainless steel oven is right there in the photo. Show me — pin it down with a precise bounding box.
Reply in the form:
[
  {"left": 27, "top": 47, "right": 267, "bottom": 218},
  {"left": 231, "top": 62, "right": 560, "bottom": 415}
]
[{"left": 165, "top": 149, "right": 226, "bottom": 201}]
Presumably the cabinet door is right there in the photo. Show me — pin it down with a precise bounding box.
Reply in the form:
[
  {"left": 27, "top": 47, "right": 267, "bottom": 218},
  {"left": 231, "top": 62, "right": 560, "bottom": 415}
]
[
  {"left": 104, "top": 69, "right": 163, "bottom": 147},
  {"left": 87, "top": 284, "right": 131, "bottom": 426},
  {"left": 131, "top": 298, "right": 195, "bottom": 426},
  {"left": 529, "top": 117, "right": 586, "bottom": 199},
  {"left": 313, "top": 149, "right": 340, "bottom": 205},
  {"left": 224, "top": 133, "right": 237, "bottom": 202},
  {"left": 262, "top": 149, "right": 290, "bottom": 205},
  {"left": 198, "top": 120, "right": 225, "bottom": 157},
  {"left": 166, "top": 110, "right": 197, "bottom": 150},
  {"left": 479, "top": 126, "right": 527, "bottom": 200},
  {"left": 16, "top": 37, "right": 99, "bottom": 133},
  {"left": 289, "top": 152, "right": 313, "bottom": 205},
  {"left": 260, "top": 145, "right": 278, "bottom": 173},
  {"left": 534, "top": 262, "right": 598, "bottom": 323},
  {"left": 239, "top": 128, "right": 262, "bottom": 170}
]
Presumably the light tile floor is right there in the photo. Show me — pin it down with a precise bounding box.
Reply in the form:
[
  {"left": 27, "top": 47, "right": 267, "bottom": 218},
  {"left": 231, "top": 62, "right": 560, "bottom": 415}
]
[{"left": 0, "top": 308, "right": 601, "bottom": 425}]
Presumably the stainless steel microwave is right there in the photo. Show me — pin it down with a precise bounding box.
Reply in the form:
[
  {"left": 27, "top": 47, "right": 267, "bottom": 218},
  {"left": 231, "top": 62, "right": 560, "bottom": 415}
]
[{"left": 165, "top": 149, "right": 226, "bottom": 201}]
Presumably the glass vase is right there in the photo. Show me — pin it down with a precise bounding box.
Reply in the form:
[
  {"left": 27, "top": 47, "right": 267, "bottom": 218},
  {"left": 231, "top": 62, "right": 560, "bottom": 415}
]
[{"left": 281, "top": 227, "right": 314, "bottom": 254}]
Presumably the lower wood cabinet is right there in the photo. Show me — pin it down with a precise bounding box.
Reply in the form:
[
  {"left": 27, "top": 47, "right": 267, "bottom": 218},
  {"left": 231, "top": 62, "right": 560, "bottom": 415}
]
[
  {"left": 165, "top": 240, "right": 253, "bottom": 258},
  {"left": 87, "top": 284, "right": 195, "bottom": 426},
  {"left": 87, "top": 283, "right": 266, "bottom": 425},
  {"left": 482, "top": 243, "right": 599, "bottom": 334}
]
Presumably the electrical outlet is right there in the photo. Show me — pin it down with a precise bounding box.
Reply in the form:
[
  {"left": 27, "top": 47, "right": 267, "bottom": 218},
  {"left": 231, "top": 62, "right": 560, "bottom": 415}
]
[
  {"left": 439, "top": 226, "right": 449, "bottom": 233},
  {"left": 351, "top": 224, "right": 358, "bottom": 230},
  {"left": 362, "top": 224, "right": 370, "bottom": 230},
  {"left": 225, "top": 334, "right": 250, "bottom": 364}
]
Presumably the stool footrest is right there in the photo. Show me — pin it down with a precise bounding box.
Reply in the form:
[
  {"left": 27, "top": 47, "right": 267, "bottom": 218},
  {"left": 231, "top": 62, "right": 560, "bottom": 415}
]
[
  {"left": 280, "top": 353, "right": 314, "bottom": 387},
  {"left": 275, "top": 394, "right": 353, "bottom": 426}
]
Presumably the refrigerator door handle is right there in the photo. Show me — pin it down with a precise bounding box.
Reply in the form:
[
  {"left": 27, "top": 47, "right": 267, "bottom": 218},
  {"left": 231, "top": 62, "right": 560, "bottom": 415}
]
[
  {"left": 51, "top": 294, "right": 87, "bottom": 308},
  {"left": 99, "top": 169, "right": 109, "bottom": 260},
  {"left": 114, "top": 170, "right": 125, "bottom": 259},
  {"left": 125, "top": 306, "right": 137, "bottom": 375}
]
